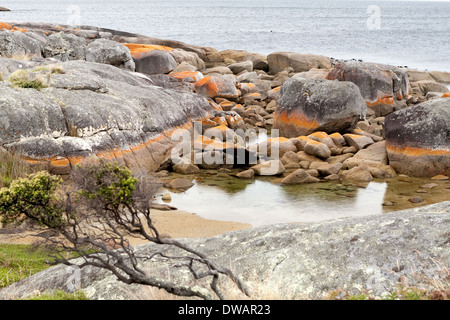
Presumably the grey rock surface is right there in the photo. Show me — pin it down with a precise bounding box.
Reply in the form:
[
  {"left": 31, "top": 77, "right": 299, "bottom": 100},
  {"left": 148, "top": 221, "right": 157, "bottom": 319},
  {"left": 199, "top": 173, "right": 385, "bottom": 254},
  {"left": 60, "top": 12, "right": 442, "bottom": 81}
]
[
  {"left": 43, "top": 32, "right": 86, "bottom": 61},
  {"left": 85, "top": 38, "right": 135, "bottom": 71},
  {"left": 0, "top": 201, "right": 448, "bottom": 300}
]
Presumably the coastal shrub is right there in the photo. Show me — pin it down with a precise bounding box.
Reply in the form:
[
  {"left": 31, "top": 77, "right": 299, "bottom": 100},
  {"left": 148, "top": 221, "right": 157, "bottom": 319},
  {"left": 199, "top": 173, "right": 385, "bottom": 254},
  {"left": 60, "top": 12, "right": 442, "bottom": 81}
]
[
  {"left": 8, "top": 69, "right": 47, "bottom": 90},
  {"left": 0, "top": 171, "right": 64, "bottom": 228}
]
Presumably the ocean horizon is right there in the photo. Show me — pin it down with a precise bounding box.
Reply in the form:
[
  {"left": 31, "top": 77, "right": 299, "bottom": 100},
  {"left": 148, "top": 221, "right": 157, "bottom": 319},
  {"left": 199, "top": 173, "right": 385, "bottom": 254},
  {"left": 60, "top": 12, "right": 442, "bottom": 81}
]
[{"left": 1, "top": 0, "right": 449, "bottom": 72}]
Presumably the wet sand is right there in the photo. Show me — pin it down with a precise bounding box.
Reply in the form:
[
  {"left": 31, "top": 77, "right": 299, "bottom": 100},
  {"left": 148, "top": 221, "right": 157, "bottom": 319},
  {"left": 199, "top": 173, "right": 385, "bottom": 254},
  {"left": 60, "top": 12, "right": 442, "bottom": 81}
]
[{"left": 0, "top": 209, "right": 252, "bottom": 246}]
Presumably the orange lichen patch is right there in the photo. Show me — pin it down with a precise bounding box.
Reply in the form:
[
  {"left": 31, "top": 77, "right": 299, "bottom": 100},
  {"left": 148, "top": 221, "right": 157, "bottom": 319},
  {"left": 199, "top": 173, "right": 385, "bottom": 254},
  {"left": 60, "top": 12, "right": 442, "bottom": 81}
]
[
  {"left": 397, "top": 92, "right": 404, "bottom": 100},
  {"left": 51, "top": 158, "right": 70, "bottom": 167},
  {"left": 275, "top": 110, "right": 319, "bottom": 130},
  {"left": 247, "top": 92, "right": 261, "bottom": 98},
  {"left": 239, "top": 83, "right": 256, "bottom": 89},
  {"left": 169, "top": 71, "right": 204, "bottom": 83},
  {"left": 345, "top": 133, "right": 365, "bottom": 139},
  {"left": 442, "top": 93, "right": 450, "bottom": 98},
  {"left": 272, "top": 86, "right": 281, "bottom": 93},
  {"left": 55, "top": 26, "right": 63, "bottom": 29},
  {"left": 194, "top": 134, "right": 234, "bottom": 150},
  {"left": 219, "top": 101, "right": 235, "bottom": 109},
  {"left": 308, "top": 131, "right": 329, "bottom": 139},
  {"left": 11, "top": 27, "right": 27, "bottom": 33},
  {"left": 305, "top": 139, "right": 323, "bottom": 146},
  {"left": 74, "top": 28, "right": 81, "bottom": 31},
  {"left": 201, "top": 118, "right": 219, "bottom": 128},
  {"left": 0, "top": 23, "right": 12, "bottom": 30},
  {"left": 194, "top": 76, "right": 239, "bottom": 99},
  {"left": 195, "top": 76, "right": 217, "bottom": 93},
  {"left": 209, "top": 125, "right": 229, "bottom": 132},
  {"left": 386, "top": 142, "right": 450, "bottom": 157},
  {"left": 123, "top": 43, "right": 173, "bottom": 58},
  {"left": 366, "top": 96, "right": 394, "bottom": 107},
  {"left": 224, "top": 113, "right": 242, "bottom": 125},
  {"left": 329, "top": 132, "right": 343, "bottom": 139},
  {"left": 211, "top": 116, "right": 228, "bottom": 127},
  {"left": 267, "top": 137, "right": 290, "bottom": 143}
]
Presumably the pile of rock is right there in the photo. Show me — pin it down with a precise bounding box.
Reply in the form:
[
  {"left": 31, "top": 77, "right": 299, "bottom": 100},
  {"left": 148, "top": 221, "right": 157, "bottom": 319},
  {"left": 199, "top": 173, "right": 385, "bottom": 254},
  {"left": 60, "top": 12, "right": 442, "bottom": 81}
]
[{"left": 0, "top": 21, "right": 448, "bottom": 179}]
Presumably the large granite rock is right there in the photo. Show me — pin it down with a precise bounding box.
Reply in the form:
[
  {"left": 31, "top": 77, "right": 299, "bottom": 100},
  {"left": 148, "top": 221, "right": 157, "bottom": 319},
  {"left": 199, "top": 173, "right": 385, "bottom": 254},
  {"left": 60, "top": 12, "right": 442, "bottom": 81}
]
[
  {"left": 273, "top": 76, "right": 367, "bottom": 137},
  {"left": 0, "top": 201, "right": 448, "bottom": 300},
  {"left": 0, "top": 29, "right": 43, "bottom": 58},
  {"left": 43, "top": 32, "right": 86, "bottom": 62},
  {"left": 0, "top": 60, "right": 213, "bottom": 172},
  {"left": 85, "top": 39, "right": 135, "bottom": 71},
  {"left": 385, "top": 98, "right": 450, "bottom": 177},
  {"left": 327, "top": 61, "right": 410, "bottom": 117},
  {"left": 268, "top": 52, "right": 332, "bottom": 74}
]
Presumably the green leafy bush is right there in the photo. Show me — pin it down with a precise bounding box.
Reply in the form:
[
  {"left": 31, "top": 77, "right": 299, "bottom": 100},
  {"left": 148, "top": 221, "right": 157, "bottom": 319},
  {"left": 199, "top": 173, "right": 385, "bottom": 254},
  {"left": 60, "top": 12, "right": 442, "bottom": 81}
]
[
  {"left": 76, "top": 162, "right": 139, "bottom": 208},
  {"left": 0, "top": 171, "right": 64, "bottom": 228}
]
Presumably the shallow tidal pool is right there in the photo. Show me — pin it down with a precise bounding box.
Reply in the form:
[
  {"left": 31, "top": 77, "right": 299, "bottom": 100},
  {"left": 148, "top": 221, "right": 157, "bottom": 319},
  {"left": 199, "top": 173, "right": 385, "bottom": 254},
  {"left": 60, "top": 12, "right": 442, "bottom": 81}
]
[{"left": 158, "top": 171, "right": 450, "bottom": 227}]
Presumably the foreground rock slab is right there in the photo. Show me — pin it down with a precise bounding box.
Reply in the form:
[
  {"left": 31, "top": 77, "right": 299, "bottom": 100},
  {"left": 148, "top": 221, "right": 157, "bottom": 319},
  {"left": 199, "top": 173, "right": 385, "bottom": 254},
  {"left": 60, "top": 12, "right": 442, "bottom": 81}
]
[{"left": 1, "top": 202, "right": 448, "bottom": 300}]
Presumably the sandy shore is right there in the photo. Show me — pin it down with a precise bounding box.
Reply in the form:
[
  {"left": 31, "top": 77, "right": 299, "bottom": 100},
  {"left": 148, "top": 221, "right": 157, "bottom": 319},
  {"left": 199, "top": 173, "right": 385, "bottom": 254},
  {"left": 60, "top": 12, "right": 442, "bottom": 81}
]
[{"left": 0, "top": 209, "right": 252, "bottom": 246}]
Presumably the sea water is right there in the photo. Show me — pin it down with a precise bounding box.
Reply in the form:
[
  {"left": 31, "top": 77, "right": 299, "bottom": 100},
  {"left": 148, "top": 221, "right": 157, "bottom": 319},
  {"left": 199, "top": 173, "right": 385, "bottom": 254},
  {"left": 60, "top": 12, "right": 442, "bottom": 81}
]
[{"left": 1, "top": 0, "right": 450, "bottom": 72}]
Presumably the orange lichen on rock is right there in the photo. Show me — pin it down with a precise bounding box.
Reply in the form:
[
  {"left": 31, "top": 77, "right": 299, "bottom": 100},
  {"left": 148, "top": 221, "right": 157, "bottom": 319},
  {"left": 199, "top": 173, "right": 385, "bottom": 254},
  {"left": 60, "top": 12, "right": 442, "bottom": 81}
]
[
  {"left": 123, "top": 43, "right": 174, "bottom": 58},
  {"left": 11, "top": 26, "right": 27, "bottom": 33},
  {"left": 169, "top": 71, "right": 203, "bottom": 83},
  {"left": 308, "top": 131, "right": 329, "bottom": 139},
  {"left": 211, "top": 116, "right": 228, "bottom": 127},
  {"left": 386, "top": 142, "right": 450, "bottom": 157},
  {"left": 267, "top": 137, "right": 290, "bottom": 143},
  {"left": 272, "top": 86, "right": 281, "bottom": 93},
  {"left": 442, "top": 93, "right": 450, "bottom": 98},
  {"left": 194, "top": 76, "right": 239, "bottom": 99},
  {"left": 366, "top": 96, "right": 394, "bottom": 107},
  {"left": 275, "top": 110, "right": 320, "bottom": 131},
  {"left": 0, "top": 23, "right": 12, "bottom": 30},
  {"left": 194, "top": 134, "right": 235, "bottom": 151}
]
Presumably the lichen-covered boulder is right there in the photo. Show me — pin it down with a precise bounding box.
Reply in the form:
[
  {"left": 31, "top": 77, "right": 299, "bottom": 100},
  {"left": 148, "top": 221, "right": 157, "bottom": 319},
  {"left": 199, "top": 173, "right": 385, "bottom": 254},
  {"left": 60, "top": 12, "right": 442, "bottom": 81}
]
[
  {"left": 123, "top": 43, "right": 176, "bottom": 75},
  {"left": 273, "top": 76, "right": 367, "bottom": 137},
  {"left": 327, "top": 61, "right": 410, "bottom": 117},
  {"left": 194, "top": 75, "right": 239, "bottom": 100},
  {"left": 43, "top": 32, "right": 86, "bottom": 61},
  {"left": 0, "top": 60, "right": 213, "bottom": 172},
  {"left": 85, "top": 39, "right": 135, "bottom": 71},
  {"left": 385, "top": 98, "right": 450, "bottom": 177},
  {"left": 267, "top": 52, "right": 332, "bottom": 74}
]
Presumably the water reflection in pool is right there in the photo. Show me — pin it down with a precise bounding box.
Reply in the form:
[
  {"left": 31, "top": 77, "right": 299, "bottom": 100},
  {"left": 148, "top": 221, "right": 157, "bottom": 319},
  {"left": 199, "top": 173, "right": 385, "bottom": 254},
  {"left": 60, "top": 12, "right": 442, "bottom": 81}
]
[{"left": 161, "top": 175, "right": 393, "bottom": 227}]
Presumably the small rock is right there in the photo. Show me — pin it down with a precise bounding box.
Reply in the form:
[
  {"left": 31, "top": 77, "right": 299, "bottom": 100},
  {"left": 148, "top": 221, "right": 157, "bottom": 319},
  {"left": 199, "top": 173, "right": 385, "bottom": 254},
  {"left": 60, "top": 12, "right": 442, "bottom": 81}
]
[
  {"left": 165, "top": 178, "right": 194, "bottom": 190},
  {"left": 173, "top": 162, "right": 200, "bottom": 175},
  {"left": 324, "top": 174, "right": 340, "bottom": 181},
  {"left": 431, "top": 175, "right": 449, "bottom": 180},
  {"left": 420, "top": 183, "right": 438, "bottom": 189},
  {"left": 251, "top": 160, "right": 285, "bottom": 176},
  {"left": 162, "top": 193, "right": 172, "bottom": 201},
  {"left": 383, "top": 201, "right": 394, "bottom": 206},
  {"left": 236, "top": 169, "right": 255, "bottom": 179},
  {"left": 409, "top": 196, "right": 423, "bottom": 204},
  {"left": 281, "top": 169, "right": 320, "bottom": 184}
]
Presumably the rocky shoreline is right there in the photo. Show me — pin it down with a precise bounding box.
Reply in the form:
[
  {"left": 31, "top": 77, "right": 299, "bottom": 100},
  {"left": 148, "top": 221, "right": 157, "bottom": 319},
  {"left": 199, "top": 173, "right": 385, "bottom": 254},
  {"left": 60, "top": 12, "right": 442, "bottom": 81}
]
[
  {"left": 0, "top": 21, "right": 449, "bottom": 300},
  {"left": 0, "top": 21, "right": 448, "bottom": 182}
]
